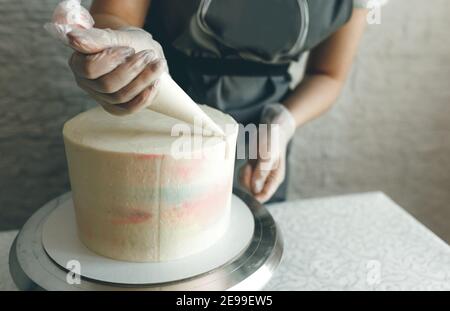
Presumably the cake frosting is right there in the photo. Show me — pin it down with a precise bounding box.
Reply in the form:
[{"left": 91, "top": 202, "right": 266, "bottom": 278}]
[{"left": 63, "top": 106, "right": 238, "bottom": 262}]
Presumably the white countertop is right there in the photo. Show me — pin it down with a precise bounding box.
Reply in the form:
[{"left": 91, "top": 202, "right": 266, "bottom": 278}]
[{"left": 1, "top": 192, "right": 449, "bottom": 291}]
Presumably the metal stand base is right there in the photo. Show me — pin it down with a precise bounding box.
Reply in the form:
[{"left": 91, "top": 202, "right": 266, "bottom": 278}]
[{"left": 9, "top": 189, "right": 283, "bottom": 291}]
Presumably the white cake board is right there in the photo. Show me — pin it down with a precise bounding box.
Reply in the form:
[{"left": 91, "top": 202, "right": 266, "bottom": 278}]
[{"left": 42, "top": 195, "right": 254, "bottom": 285}]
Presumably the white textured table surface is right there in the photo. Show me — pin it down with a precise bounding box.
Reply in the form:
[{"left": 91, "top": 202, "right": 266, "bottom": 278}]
[
  {"left": 265, "top": 192, "right": 450, "bottom": 290},
  {"left": 1, "top": 192, "right": 449, "bottom": 291}
]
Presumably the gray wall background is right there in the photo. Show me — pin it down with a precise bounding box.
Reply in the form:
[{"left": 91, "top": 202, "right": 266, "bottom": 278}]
[{"left": 0, "top": 1, "right": 449, "bottom": 241}]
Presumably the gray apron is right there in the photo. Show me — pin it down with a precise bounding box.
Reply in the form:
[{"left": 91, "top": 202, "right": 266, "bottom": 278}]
[{"left": 144, "top": 0, "right": 353, "bottom": 202}]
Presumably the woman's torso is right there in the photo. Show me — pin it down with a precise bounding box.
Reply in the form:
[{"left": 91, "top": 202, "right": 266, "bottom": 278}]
[{"left": 145, "top": 0, "right": 353, "bottom": 124}]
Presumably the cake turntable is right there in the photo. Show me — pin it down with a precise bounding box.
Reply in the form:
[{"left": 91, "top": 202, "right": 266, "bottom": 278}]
[{"left": 9, "top": 188, "right": 283, "bottom": 291}]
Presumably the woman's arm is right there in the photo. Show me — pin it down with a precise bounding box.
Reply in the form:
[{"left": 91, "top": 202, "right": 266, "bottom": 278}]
[
  {"left": 241, "top": 9, "right": 368, "bottom": 202},
  {"left": 90, "top": 0, "right": 151, "bottom": 29},
  {"left": 283, "top": 9, "right": 368, "bottom": 127}
]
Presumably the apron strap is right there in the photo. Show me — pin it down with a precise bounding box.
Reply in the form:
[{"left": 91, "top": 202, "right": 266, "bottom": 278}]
[{"left": 170, "top": 49, "right": 290, "bottom": 77}]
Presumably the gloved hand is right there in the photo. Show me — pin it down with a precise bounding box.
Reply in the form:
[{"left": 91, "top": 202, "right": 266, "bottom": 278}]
[
  {"left": 67, "top": 27, "right": 168, "bottom": 115},
  {"left": 45, "top": 1, "right": 167, "bottom": 116},
  {"left": 240, "top": 104, "right": 296, "bottom": 203}
]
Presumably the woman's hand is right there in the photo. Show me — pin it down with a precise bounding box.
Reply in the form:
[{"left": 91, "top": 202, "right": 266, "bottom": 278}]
[
  {"left": 45, "top": 1, "right": 167, "bottom": 115},
  {"left": 67, "top": 27, "right": 168, "bottom": 116},
  {"left": 239, "top": 104, "right": 296, "bottom": 203}
]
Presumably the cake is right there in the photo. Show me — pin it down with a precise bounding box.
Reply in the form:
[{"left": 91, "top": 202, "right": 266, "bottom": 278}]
[{"left": 63, "top": 106, "right": 238, "bottom": 262}]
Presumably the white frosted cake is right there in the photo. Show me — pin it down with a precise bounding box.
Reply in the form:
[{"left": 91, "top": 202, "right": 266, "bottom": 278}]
[{"left": 63, "top": 106, "right": 238, "bottom": 262}]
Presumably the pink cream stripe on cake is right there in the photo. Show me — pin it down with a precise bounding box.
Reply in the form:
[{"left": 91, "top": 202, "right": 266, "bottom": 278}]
[
  {"left": 135, "top": 153, "right": 163, "bottom": 160},
  {"left": 161, "top": 178, "right": 233, "bottom": 226},
  {"left": 111, "top": 208, "right": 154, "bottom": 225}
]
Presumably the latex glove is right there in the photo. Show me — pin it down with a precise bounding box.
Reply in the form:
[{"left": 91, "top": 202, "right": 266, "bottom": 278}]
[
  {"left": 67, "top": 27, "right": 168, "bottom": 115},
  {"left": 240, "top": 104, "right": 296, "bottom": 203},
  {"left": 45, "top": 1, "right": 167, "bottom": 116}
]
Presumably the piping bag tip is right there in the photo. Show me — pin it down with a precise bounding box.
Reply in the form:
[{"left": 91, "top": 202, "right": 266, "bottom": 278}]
[{"left": 202, "top": 120, "right": 226, "bottom": 137}]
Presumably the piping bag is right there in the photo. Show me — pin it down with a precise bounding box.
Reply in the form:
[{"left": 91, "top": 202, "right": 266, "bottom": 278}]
[{"left": 44, "top": 0, "right": 225, "bottom": 136}]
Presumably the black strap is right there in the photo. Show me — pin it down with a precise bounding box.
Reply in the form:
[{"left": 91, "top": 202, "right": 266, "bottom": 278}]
[{"left": 169, "top": 49, "right": 290, "bottom": 77}]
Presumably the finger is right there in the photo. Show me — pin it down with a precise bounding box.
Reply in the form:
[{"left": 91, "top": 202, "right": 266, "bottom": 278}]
[
  {"left": 239, "top": 163, "right": 253, "bottom": 192},
  {"left": 77, "top": 50, "right": 157, "bottom": 94},
  {"left": 99, "top": 102, "right": 129, "bottom": 117},
  {"left": 254, "top": 159, "right": 286, "bottom": 203},
  {"left": 67, "top": 28, "right": 120, "bottom": 54},
  {"left": 254, "top": 173, "right": 280, "bottom": 203},
  {"left": 254, "top": 170, "right": 283, "bottom": 203},
  {"left": 116, "top": 82, "right": 159, "bottom": 113},
  {"left": 251, "top": 159, "right": 273, "bottom": 195},
  {"left": 99, "top": 84, "right": 158, "bottom": 116},
  {"left": 112, "top": 59, "right": 165, "bottom": 104},
  {"left": 77, "top": 58, "right": 165, "bottom": 105},
  {"left": 70, "top": 47, "right": 134, "bottom": 80},
  {"left": 76, "top": 80, "right": 125, "bottom": 111},
  {"left": 76, "top": 82, "right": 120, "bottom": 111}
]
